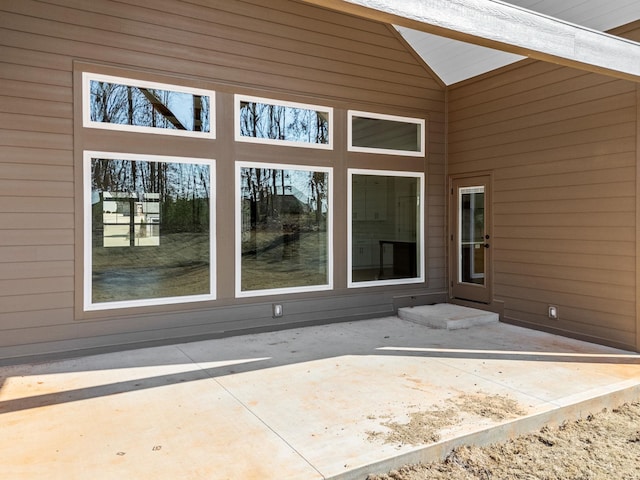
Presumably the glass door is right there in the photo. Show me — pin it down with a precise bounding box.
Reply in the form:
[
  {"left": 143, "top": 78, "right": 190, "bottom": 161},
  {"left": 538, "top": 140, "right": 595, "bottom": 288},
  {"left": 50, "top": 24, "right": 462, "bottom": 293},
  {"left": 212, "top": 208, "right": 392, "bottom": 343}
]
[{"left": 451, "top": 176, "right": 491, "bottom": 303}]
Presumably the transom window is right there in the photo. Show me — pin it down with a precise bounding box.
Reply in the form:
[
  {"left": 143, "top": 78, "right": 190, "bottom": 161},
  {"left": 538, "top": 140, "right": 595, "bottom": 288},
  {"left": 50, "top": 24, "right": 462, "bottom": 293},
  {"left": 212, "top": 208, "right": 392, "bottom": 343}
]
[
  {"left": 348, "top": 110, "right": 425, "bottom": 157},
  {"left": 235, "top": 95, "right": 332, "bottom": 149},
  {"left": 83, "top": 73, "right": 215, "bottom": 138}
]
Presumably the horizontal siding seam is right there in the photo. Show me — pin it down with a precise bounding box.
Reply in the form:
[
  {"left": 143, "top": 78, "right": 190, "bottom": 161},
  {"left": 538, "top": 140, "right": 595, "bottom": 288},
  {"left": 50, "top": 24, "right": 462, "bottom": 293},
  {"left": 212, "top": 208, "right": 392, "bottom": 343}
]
[
  {"left": 493, "top": 195, "right": 636, "bottom": 206},
  {"left": 170, "top": 0, "right": 412, "bottom": 51},
  {"left": 494, "top": 177, "right": 636, "bottom": 193},
  {"left": 449, "top": 76, "right": 624, "bottom": 123},
  {"left": 501, "top": 306, "right": 635, "bottom": 332},
  {"left": 0, "top": 6, "right": 427, "bottom": 83},
  {"left": 450, "top": 115, "right": 636, "bottom": 155},
  {"left": 3, "top": 1, "right": 407, "bottom": 55},
  {"left": 494, "top": 266, "right": 635, "bottom": 286},
  {"left": 0, "top": 35, "right": 444, "bottom": 112},
  {"left": 449, "top": 89, "right": 636, "bottom": 137},
  {"left": 501, "top": 312, "right": 635, "bottom": 337},
  {"left": 494, "top": 155, "right": 636, "bottom": 181},
  {"left": 494, "top": 280, "right": 635, "bottom": 302},
  {"left": 449, "top": 69, "right": 596, "bottom": 112},
  {"left": 448, "top": 62, "right": 571, "bottom": 102},
  {"left": 449, "top": 128, "right": 636, "bottom": 165},
  {"left": 0, "top": 30, "right": 440, "bottom": 109}
]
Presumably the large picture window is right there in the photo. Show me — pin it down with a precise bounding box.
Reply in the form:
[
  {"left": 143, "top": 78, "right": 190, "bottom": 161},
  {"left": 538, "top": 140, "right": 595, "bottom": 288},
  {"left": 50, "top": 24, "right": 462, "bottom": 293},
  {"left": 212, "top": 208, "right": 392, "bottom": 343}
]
[
  {"left": 84, "top": 151, "right": 215, "bottom": 310},
  {"left": 83, "top": 73, "right": 215, "bottom": 138},
  {"left": 235, "top": 95, "right": 332, "bottom": 149},
  {"left": 348, "top": 170, "right": 424, "bottom": 287},
  {"left": 236, "top": 162, "right": 332, "bottom": 296}
]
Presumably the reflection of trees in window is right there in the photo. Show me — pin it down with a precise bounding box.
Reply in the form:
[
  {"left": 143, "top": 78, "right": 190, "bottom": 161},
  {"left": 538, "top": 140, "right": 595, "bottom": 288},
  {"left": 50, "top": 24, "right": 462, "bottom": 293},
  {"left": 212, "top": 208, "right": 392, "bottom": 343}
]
[
  {"left": 90, "top": 156, "right": 212, "bottom": 305},
  {"left": 239, "top": 101, "right": 329, "bottom": 145},
  {"left": 240, "top": 168, "right": 327, "bottom": 234},
  {"left": 239, "top": 166, "right": 330, "bottom": 293},
  {"left": 90, "top": 80, "right": 210, "bottom": 133},
  {"left": 92, "top": 158, "right": 210, "bottom": 237}
]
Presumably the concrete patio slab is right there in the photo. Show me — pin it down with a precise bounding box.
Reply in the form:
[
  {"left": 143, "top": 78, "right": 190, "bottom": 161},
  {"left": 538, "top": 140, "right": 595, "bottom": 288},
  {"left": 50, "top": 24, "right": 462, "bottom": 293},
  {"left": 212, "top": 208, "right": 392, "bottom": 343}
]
[{"left": 1, "top": 313, "right": 639, "bottom": 479}]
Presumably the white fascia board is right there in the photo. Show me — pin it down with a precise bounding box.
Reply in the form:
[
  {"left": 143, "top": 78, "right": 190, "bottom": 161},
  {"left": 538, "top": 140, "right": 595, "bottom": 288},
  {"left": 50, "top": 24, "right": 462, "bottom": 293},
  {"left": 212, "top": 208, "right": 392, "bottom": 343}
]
[{"left": 299, "top": 0, "right": 640, "bottom": 82}]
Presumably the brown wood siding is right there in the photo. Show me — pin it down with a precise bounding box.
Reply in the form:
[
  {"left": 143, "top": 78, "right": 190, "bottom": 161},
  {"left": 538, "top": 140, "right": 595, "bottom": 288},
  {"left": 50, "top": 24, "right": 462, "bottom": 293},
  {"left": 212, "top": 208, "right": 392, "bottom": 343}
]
[
  {"left": 449, "top": 25, "right": 640, "bottom": 350},
  {"left": 0, "top": 0, "right": 445, "bottom": 361},
  {"left": 637, "top": 82, "right": 640, "bottom": 351}
]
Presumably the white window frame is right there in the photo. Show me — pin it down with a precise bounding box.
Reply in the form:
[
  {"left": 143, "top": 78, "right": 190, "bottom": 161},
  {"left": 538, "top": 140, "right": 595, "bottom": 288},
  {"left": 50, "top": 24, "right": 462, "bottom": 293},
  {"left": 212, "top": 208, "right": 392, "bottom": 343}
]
[
  {"left": 348, "top": 110, "right": 425, "bottom": 157},
  {"left": 234, "top": 94, "right": 333, "bottom": 150},
  {"left": 235, "top": 161, "right": 333, "bottom": 298},
  {"left": 347, "top": 168, "right": 425, "bottom": 288},
  {"left": 82, "top": 72, "right": 216, "bottom": 139},
  {"left": 83, "top": 151, "right": 216, "bottom": 311}
]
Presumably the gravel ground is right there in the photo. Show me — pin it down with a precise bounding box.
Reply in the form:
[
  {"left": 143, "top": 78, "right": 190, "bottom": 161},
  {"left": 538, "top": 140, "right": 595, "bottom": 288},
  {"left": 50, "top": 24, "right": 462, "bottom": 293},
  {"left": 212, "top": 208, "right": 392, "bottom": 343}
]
[{"left": 367, "top": 402, "right": 640, "bottom": 480}]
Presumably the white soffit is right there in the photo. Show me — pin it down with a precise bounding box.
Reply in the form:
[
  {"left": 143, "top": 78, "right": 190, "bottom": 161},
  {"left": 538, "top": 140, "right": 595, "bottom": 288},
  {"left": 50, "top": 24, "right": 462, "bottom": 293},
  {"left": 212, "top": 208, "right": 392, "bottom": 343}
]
[
  {"left": 396, "top": 0, "right": 640, "bottom": 85},
  {"left": 397, "top": 30, "right": 524, "bottom": 85}
]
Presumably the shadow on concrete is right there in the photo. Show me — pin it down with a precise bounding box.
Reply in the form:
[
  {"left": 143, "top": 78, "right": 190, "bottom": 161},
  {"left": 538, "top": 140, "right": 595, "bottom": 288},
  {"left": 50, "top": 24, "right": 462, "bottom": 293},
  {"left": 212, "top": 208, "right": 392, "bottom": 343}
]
[{"left": 1, "top": 317, "right": 639, "bottom": 415}]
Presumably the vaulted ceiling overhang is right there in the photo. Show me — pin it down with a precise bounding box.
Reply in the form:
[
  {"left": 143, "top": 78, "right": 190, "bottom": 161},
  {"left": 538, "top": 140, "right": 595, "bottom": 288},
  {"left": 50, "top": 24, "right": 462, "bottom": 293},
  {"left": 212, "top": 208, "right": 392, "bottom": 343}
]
[{"left": 299, "top": 0, "right": 640, "bottom": 83}]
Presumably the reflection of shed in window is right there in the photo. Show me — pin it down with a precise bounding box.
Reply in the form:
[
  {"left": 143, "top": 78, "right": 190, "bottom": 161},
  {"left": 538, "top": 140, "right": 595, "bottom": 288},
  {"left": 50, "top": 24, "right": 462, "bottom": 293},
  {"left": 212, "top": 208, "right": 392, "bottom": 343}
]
[
  {"left": 101, "top": 192, "right": 160, "bottom": 247},
  {"left": 134, "top": 194, "right": 161, "bottom": 246},
  {"left": 135, "top": 203, "right": 147, "bottom": 238},
  {"left": 101, "top": 192, "right": 135, "bottom": 248}
]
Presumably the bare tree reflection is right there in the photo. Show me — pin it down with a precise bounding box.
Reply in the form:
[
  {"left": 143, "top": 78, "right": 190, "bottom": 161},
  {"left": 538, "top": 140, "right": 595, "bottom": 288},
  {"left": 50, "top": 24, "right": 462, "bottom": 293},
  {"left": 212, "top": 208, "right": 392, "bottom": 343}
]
[
  {"left": 90, "top": 157, "right": 212, "bottom": 303},
  {"left": 239, "top": 100, "right": 328, "bottom": 144},
  {"left": 90, "top": 80, "right": 210, "bottom": 133},
  {"left": 240, "top": 167, "right": 329, "bottom": 291}
]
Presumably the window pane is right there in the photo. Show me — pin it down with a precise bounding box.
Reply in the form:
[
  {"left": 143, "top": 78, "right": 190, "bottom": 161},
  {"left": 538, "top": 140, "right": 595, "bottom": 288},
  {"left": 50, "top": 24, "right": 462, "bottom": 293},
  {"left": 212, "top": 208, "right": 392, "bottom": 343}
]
[
  {"left": 87, "top": 75, "right": 212, "bottom": 135},
  {"left": 239, "top": 165, "right": 330, "bottom": 293},
  {"left": 349, "top": 111, "right": 424, "bottom": 156},
  {"left": 90, "top": 156, "right": 212, "bottom": 305},
  {"left": 238, "top": 97, "right": 330, "bottom": 146},
  {"left": 459, "top": 186, "right": 485, "bottom": 285},
  {"left": 102, "top": 192, "right": 160, "bottom": 247},
  {"left": 351, "top": 173, "right": 421, "bottom": 283}
]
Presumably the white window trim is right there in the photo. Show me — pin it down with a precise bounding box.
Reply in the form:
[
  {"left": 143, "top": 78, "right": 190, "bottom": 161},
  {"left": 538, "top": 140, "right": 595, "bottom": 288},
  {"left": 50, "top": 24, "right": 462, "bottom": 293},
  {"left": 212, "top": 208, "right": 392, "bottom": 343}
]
[
  {"left": 234, "top": 94, "right": 333, "bottom": 150},
  {"left": 235, "top": 161, "right": 333, "bottom": 298},
  {"left": 347, "top": 168, "right": 425, "bottom": 288},
  {"left": 82, "top": 72, "right": 216, "bottom": 139},
  {"left": 347, "top": 110, "right": 425, "bottom": 157},
  {"left": 83, "top": 151, "right": 216, "bottom": 311}
]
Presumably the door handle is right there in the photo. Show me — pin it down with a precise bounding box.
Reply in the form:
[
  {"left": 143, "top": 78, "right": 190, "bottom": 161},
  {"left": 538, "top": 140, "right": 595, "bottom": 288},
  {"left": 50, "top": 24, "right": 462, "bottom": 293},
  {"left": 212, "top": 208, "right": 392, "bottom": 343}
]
[{"left": 484, "top": 243, "right": 490, "bottom": 248}]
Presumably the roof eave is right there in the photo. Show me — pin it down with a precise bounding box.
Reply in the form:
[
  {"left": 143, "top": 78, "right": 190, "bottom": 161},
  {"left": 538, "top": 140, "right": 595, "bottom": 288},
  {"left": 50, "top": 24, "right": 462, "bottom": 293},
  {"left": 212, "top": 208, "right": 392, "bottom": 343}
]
[{"left": 299, "top": 0, "right": 640, "bottom": 83}]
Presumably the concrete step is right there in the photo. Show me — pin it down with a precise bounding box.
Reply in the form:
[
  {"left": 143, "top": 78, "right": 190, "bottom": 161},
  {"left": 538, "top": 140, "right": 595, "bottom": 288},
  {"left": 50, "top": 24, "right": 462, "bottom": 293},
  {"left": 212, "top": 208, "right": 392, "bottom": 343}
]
[{"left": 398, "top": 303, "right": 499, "bottom": 329}]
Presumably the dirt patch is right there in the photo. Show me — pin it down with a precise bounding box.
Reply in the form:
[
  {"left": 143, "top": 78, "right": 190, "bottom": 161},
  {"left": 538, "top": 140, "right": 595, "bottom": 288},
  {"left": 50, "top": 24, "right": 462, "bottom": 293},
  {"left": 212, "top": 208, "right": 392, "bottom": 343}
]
[
  {"left": 367, "top": 402, "right": 640, "bottom": 480},
  {"left": 450, "top": 392, "right": 526, "bottom": 422},
  {"left": 367, "top": 392, "right": 525, "bottom": 446},
  {"left": 368, "top": 409, "right": 456, "bottom": 446}
]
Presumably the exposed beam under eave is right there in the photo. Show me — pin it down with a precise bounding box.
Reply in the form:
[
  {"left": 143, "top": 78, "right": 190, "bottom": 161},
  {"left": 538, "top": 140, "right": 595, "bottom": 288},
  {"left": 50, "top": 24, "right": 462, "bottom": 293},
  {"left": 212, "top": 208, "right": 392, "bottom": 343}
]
[{"left": 299, "top": 0, "right": 640, "bottom": 83}]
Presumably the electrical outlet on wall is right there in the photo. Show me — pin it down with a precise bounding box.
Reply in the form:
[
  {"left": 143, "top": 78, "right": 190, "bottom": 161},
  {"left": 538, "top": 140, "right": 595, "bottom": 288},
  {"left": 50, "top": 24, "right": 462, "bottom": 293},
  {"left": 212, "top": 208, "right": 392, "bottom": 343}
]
[
  {"left": 272, "top": 304, "right": 283, "bottom": 318},
  {"left": 548, "top": 305, "right": 559, "bottom": 320}
]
